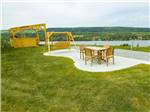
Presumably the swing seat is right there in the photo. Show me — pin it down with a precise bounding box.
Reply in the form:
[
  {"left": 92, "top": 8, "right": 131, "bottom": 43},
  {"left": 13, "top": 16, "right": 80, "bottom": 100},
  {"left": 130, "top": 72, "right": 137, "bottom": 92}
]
[
  {"left": 52, "top": 41, "right": 70, "bottom": 50},
  {"left": 10, "top": 37, "right": 38, "bottom": 48}
]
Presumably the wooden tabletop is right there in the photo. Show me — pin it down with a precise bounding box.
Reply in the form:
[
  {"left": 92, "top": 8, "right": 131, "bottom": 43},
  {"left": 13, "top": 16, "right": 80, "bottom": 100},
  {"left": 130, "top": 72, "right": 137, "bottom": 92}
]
[{"left": 85, "top": 46, "right": 106, "bottom": 51}]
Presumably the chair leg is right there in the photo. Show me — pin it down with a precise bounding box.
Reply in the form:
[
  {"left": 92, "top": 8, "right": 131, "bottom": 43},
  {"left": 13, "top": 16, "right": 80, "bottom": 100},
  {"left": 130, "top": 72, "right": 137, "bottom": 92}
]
[
  {"left": 83, "top": 53, "right": 84, "bottom": 60},
  {"left": 97, "top": 51, "right": 101, "bottom": 64},
  {"left": 80, "top": 52, "right": 81, "bottom": 59},
  {"left": 85, "top": 58, "right": 87, "bottom": 65},
  {"left": 91, "top": 58, "right": 93, "bottom": 66},
  {"left": 100, "top": 55, "right": 102, "bottom": 64},
  {"left": 98, "top": 57, "right": 101, "bottom": 64},
  {"left": 106, "top": 58, "right": 108, "bottom": 66},
  {"left": 113, "top": 56, "right": 114, "bottom": 64}
]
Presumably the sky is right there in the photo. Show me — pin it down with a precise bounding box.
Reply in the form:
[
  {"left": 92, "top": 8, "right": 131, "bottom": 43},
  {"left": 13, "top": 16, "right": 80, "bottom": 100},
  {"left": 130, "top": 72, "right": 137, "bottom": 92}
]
[{"left": 1, "top": 0, "right": 150, "bottom": 29}]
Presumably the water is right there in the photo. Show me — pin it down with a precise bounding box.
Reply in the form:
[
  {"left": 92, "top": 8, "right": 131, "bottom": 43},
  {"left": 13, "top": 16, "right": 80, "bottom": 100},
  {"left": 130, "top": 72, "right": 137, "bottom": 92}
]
[{"left": 39, "top": 40, "right": 150, "bottom": 47}]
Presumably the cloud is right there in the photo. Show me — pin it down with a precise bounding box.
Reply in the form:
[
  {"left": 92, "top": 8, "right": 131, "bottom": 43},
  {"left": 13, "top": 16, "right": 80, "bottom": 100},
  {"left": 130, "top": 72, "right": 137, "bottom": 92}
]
[
  {"left": 2, "top": 0, "right": 149, "bottom": 3},
  {"left": 2, "top": 2, "right": 149, "bottom": 29}
]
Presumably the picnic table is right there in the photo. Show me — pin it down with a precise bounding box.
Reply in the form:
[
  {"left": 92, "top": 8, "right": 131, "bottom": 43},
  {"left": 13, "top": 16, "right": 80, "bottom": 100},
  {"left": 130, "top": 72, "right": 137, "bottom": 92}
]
[
  {"left": 85, "top": 46, "right": 107, "bottom": 64},
  {"left": 85, "top": 46, "right": 106, "bottom": 51}
]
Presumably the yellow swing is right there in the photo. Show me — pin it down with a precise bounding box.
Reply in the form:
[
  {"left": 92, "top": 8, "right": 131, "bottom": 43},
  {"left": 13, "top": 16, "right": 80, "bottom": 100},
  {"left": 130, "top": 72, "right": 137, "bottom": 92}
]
[
  {"left": 9, "top": 23, "right": 47, "bottom": 48},
  {"left": 45, "top": 32, "right": 75, "bottom": 51}
]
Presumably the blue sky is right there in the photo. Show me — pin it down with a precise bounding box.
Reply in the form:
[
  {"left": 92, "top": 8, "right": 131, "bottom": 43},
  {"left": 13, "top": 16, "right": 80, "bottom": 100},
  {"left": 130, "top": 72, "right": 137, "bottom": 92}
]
[{"left": 1, "top": 0, "right": 149, "bottom": 29}]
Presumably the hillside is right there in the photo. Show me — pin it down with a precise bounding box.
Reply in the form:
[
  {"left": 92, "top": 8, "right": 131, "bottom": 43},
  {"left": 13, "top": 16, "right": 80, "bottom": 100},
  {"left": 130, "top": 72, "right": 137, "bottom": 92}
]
[
  {"left": 47, "top": 27, "right": 150, "bottom": 33},
  {"left": 1, "top": 27, "right": 150, "bottom": 42}
]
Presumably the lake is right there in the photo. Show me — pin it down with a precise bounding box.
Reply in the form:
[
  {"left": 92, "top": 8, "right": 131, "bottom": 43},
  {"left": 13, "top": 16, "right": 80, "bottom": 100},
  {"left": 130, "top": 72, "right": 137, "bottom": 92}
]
[{"left": 39, "top": 40, "right": 150, "bottom": 47}]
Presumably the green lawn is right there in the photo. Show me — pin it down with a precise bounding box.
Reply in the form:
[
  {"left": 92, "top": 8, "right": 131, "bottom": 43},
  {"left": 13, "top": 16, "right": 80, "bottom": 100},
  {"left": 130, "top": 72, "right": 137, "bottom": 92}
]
[
  {"left": 113, "top": 46, "right": 150, "bottom": 52},
  {"left": 2, "top": 47, "right": 150, "bottom": 112},
  {"left": 75, "top": 44, "right": 150, "bottom": 52}
]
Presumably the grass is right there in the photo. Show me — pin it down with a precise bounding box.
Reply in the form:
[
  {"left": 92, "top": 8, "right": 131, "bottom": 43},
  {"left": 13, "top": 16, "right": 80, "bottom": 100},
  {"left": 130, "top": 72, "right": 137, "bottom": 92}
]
[
  {"left": 113, "top": 46, "right": 150, "bottom": 52},
  {"left": 74, "top": 44, "right": 150, "bottom": 52},
  {"left": 2, "top": 46, "right": 150, "bottom": 112}
]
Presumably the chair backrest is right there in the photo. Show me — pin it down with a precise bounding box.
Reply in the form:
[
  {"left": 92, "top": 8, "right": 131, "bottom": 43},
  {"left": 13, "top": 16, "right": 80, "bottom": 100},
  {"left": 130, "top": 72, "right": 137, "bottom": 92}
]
[
  {"left": 79, "top": 44, "right": 86, "bottom": 51},
  {"left": 106, "top": 47, "right": 114, "bottom": 57},
  {"left": 85, "top": 48, "right": 93, "bottom": 57},
  {"left": 103, "top": 44, "right": 110, "bottom": 49}
]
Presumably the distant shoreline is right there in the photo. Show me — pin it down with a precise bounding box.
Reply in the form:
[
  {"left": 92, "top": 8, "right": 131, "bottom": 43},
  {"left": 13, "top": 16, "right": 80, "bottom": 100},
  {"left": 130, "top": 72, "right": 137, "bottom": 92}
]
[
  {"left": 1, "top": 26, "right": 150, "bottom": 32},
  {"left": 39, "top": 40, "right": 150, "bottom": 47}
]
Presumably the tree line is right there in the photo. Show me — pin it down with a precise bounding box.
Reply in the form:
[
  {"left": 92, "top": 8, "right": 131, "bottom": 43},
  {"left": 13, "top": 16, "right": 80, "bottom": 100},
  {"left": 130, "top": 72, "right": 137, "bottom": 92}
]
[{"left": 1, "top": 27, "right": 150, "bottom": 47}]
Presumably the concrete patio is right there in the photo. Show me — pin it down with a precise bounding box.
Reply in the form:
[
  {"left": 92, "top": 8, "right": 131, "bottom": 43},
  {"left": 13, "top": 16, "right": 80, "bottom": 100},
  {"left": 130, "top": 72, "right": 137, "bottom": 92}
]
[{"left": 43, "top": 49, "right": 150, "bottom": 72}]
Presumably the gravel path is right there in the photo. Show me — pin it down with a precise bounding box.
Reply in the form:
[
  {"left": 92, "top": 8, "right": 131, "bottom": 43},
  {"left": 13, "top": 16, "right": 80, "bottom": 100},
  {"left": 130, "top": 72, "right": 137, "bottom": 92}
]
[{"left": 115, "top": 49, "right": 150, "bottom": 61}]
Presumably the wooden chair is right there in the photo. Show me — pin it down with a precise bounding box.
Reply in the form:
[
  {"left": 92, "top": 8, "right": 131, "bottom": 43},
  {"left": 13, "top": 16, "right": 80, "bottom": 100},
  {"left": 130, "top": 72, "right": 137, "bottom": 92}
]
[
  {"left": 97, "top": 50, "right": 103, "bottom": 64},
  {"left": 105, "top": 47, "right": 115, "bottom": 66},
  {"left": 79, "top": 44, "right": 86, "bottom": 59},
  {"left": 84, "top": 48, "right": 97, "bottom": 66}
]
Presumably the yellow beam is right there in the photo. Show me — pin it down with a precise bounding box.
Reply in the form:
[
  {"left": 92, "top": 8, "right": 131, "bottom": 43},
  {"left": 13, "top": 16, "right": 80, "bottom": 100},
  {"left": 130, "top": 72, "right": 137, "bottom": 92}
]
[{"left": 10, "top": 23, "right": 46, "bottom": 31}]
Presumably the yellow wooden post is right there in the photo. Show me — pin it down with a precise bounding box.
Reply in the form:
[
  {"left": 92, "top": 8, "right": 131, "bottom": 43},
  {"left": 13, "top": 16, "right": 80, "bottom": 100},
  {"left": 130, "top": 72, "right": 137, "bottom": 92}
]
[
  {"left": 43, "top": 25, "right": 48, "bottom": 51},
  {"left": 51, "top": 33, "right": 53, "bottom": 50},
  {"left": 10, "top": 30, "right": 15, "bottom": 47},
  {"left": 12, "top": 30, "right": 15, "bottom": 39},
  {"left": 36, "top": 27, "right": 39, "bottom": 44},
  {"left": 49, "top": 32, "right": 53, "bottom": 51},
  {"left": 67, "top": 32, "right": 69, "bottom": 41},
  {"left": 48, "top": 36, "right": 50, "bottom": 51},
  {"left": 69, "top": 32, "right": 77, "bottom": 49}
]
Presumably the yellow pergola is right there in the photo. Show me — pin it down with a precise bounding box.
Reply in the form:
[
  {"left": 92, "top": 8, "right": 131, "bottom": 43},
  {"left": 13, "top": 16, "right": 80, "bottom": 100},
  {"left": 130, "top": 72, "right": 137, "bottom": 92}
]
[
  {"left": 9, "top": 23, "right": 47, "bottom": 48},
  {"left": 46, "top": 32, "right": 75, "bottom": 51}
]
